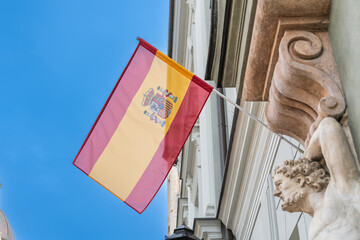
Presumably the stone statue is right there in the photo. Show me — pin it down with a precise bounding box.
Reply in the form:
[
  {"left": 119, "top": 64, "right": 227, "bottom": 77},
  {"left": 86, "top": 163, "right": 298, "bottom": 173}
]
[{"left": 273, "top": 117, "right": 360, "bottom": 240}]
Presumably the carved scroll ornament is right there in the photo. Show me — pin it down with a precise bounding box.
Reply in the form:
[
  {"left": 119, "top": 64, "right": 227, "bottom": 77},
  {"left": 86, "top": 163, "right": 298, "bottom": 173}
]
[{"left": 265, "top": 30, "right": 346, "bottom": 146}]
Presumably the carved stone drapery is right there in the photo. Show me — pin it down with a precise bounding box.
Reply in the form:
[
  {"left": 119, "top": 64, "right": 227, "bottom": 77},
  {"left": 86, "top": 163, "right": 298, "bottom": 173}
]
[{"left": 265, "top": 30, "right": 346, "bottom": 146}]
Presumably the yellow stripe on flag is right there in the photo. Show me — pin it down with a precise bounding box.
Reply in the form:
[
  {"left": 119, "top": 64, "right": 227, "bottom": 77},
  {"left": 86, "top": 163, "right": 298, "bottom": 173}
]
[
  {"left": 89, "top": 55, "right": 192, "bottom": 199},
  {"left": 156, "top": 51, "right": 193, "bottom": 80}
]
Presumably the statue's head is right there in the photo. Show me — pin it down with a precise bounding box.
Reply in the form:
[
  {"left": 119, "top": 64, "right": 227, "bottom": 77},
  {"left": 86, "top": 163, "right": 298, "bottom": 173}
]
[{"left": 272, "top": 157, "right": 330, "bottom": 213}]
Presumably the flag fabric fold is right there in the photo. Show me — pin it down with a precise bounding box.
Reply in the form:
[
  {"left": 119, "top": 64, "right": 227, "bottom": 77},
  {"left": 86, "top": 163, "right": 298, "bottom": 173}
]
[{"left": 73, "top": 39, "right": 213, "bottom": 213}]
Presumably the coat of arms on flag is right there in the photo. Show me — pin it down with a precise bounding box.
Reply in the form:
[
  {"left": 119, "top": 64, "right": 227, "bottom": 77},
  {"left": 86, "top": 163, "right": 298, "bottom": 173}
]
[
  {"left": 73, "top": 39, "right": 213, "bottom": 213},
  {"left": 142, "top": 86, "right": 177, "bottom": 127}
]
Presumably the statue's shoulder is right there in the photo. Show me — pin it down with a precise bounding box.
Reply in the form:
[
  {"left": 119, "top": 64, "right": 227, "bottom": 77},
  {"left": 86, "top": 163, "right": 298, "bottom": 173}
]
[
  {"left": 310, "top": 196, "right": 360, "bottom": 240},
  {"left": 324, "top": 179, "right": 360, "bottom": 203}
]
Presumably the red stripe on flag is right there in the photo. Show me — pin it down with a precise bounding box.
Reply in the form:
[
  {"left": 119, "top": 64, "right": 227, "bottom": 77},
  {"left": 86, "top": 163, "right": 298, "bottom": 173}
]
[
  {"left": 124, "top": 80, "right": 213, "bottom": 213},
  {"left": 139, "top": 39, "right": 157, "bottom": 55},
  {"left": 73, "top": 45, "right": 156, "bottom": 175},
  {"left": 192, "top": 75, "right": 214, "bottom": 92}
]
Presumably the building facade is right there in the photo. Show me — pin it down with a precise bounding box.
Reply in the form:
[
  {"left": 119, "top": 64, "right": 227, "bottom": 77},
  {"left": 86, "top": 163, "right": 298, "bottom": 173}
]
[{"left": 167, "top": 0, "right": 360, "bottom": 239}]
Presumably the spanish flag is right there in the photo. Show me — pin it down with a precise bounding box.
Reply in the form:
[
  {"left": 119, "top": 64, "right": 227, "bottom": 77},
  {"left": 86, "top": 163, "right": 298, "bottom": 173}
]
[{"left": 73, "top": 39, "right": 213, "bottom": 213}]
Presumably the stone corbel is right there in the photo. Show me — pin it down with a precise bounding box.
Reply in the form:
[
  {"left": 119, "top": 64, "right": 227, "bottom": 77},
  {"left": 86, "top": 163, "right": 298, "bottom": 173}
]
[
  {"left": 242, "top": 0, "right": 356, "bottom": 150},
  {"left": 265, "top": 29, "right": 345, "bottom": 146}
]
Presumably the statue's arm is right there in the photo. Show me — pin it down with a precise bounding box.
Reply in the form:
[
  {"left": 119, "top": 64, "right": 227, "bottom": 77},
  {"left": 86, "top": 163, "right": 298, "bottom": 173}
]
[{"left": 304, "top": 117, "right": 358, "bottom": 187}]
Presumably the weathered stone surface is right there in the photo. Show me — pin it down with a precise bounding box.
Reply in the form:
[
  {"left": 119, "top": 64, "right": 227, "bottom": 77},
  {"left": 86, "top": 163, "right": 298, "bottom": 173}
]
[
  {"left": 273, "top": 118, "right": 360, "bottom": 240},
  {"left": 265, "top": 30, "right": 346, "bottom": 146},
  {"left": 243, "top": 0, "right": 331, "bottom": 101}
]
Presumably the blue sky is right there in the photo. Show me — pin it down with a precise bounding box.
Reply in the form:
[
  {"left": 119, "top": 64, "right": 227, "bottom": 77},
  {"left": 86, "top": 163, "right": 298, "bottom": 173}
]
[{"left": 0, "top": 0, "right": 169, "bottom": 239}]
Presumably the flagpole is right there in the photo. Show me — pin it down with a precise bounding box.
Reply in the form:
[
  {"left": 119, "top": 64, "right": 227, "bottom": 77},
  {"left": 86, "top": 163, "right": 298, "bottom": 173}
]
[{"left": 211, "top": 88, "right": 304, "bottom": 154}]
